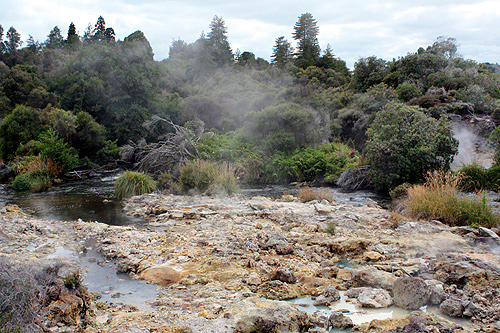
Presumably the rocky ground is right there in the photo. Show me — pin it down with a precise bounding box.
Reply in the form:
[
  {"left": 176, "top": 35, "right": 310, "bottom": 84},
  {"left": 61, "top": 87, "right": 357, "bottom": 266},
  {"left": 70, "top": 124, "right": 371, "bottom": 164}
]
[{"left": 1, "top": 192, "right": 500, "bottom": 332}]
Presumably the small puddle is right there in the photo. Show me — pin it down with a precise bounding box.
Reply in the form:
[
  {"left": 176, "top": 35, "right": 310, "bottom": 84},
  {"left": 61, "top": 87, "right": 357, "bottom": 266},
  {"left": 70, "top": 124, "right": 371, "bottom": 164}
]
[
  {"left": 288, "top": 293, "right": 471, "bottom": 332},
  {"left": 47, "top": 245, "right": 158, "bottom": 311}
]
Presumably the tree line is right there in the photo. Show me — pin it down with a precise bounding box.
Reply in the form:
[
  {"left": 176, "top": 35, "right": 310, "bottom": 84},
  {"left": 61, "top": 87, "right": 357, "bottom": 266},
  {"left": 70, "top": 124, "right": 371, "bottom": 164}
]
[{"left": 1, "top": 13, "right": 499, "bottom": 193}]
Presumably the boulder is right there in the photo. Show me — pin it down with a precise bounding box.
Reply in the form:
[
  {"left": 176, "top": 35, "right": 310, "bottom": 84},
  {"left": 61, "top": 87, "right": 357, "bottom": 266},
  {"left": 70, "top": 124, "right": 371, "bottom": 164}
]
[
  {"left": 313, "top": 286, "right": 340, "bottom": 306},
  {"left": 309, "top": 309, "right": 330, "bottom": 328},
  {"left": 230, "top": 297, "right": 309, "bottom": 333},
  {"left": 357, "top": 288, "right": 393, "bottom": 308},
  {"left": 329, "top": 311, "right": 354, "bottom": 329},
  {"left": 137, "top": 265, "right": 182, "bottom": 286},
  {"left": 439, "top": 297, "right": 464, "bottom": 317},
  {"left": 257, "top": 280, "right": 303, "bottom": 300},
  {"left": 352, "top": 266, "right": 397, "bottom": 290},
  {"left": 271, "top": 268, "right": 297, "bottom": 284},
  {"left": 263, "top": 234, "right": 294, "bottom": 255},
  {"left": 393, "top": 277, "right": 431, "bottom": 310}
]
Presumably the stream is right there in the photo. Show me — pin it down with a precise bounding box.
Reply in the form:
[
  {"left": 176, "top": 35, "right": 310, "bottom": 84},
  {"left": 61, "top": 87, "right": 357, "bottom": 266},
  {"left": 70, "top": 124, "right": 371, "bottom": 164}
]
[{"left": 0, "top": 172, "right": 465, "bottom": 330}]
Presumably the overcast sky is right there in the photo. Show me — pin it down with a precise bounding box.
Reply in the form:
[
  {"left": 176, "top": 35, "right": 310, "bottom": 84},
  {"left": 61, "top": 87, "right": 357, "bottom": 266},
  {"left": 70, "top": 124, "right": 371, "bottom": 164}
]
[{"left": 2, "top": 0, "right": 499, "bottom": 69}]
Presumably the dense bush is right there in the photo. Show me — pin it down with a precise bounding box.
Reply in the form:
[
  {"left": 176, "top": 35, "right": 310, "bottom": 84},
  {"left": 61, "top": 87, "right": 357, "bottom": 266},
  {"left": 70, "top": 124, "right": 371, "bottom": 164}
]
[
  {"left": 114, "top": 171, "right": 157, "bottom": 199},
  {"left": 38, "top": 129, "right": 78, "bottom": 174},
  {"left": 0, "top": 258, "right": 62, "bottom": 332},
  {"left": 364, "top": 103, "right": 458, "bottom": 192},
  {"left": 404, "top": 171, "right": 499, "bottom": 228}
]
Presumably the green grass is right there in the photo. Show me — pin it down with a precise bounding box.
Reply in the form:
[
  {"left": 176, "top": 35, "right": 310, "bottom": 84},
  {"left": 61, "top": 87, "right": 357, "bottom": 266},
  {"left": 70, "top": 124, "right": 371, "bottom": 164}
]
[{"left": 114, "top": 171, "right": 157, "bottom": 199}]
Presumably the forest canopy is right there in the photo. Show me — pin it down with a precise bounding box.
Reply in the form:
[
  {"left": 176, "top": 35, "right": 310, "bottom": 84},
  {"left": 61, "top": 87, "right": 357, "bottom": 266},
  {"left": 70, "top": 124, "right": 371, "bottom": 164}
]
[{"left": 0, "top": 13, "right": 499, "bottom": 192}]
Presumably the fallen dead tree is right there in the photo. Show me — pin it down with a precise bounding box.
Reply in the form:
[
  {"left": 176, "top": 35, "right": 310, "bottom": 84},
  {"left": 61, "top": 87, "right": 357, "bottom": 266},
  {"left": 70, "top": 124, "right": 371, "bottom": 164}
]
[
  {"left": 120, "top": 116, "right": 206, "bottom": 174},
  {"left": 336, "top": 165, "right": 372, "bottom": 191}
]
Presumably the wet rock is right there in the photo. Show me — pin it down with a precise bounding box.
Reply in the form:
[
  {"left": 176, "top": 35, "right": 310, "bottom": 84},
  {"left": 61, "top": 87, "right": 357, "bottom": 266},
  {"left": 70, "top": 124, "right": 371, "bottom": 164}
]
[
  {"left": 137, "top": 265, "right": 182, "bottom": 286},
  {"left": 230, "top": 297, "right": 309, "bottom": 333},
  {"left": 271, "top": 268, "right": 297, "bottom": 284},
  {"left": 352, "top": 266, "right": 397, "bottom": 291},
  {"left": 424, "top": 280, "right": 446, "bottom": 305},
  {"left": 313, "top": 286, "right": 340, "bottom": 306},
  {"left": 309, "top": 309, "right": 330, "bottom": 328},
  {"left": 329, "top": 311, "right": 354, "bottom": 329},
  {"left": 357, "top": 288, "right": 393, "bottom": 308},
  {"left": 262, "top": 234, "right": 294, "bottom": 255},
  {"left": 439, "top": 297, "right": 464, "bottom": 317},
  {"left": 393, "top": 277, "right": 431, "bottom": 310},
  {"left": 257, "top": 280, "right": 303, "bottom": 300},
  {"left": 345, "top": 287, "right": 371, "bottom": 298}
]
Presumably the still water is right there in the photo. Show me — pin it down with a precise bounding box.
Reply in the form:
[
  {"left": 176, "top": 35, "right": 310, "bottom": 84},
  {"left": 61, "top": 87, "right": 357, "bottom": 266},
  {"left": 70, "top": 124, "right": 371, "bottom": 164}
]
[{"left": 1, "top": 172, "right": 387, "bottom": 226}]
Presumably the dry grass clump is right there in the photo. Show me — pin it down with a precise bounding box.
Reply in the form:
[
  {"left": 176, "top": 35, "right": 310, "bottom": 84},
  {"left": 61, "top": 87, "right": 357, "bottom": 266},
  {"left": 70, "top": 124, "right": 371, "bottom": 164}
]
[
  {"left": 179, "top": 160, "right": 238, "bottom": 196},
  {"left": 404, "top": 171, "right": 499, "bottom": 228},
  {"left": 298, "top": 186, "right": 334, "bottom": 203}
]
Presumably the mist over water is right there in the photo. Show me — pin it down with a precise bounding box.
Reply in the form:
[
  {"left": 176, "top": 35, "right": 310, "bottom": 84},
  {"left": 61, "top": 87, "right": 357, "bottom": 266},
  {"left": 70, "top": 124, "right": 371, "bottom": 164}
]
[{"left": 450, "top": 122, "right": 494, "bottom": 171}]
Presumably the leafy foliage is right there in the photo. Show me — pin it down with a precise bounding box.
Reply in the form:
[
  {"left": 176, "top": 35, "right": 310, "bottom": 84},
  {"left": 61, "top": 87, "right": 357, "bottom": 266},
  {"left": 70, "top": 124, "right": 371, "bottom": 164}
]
[{"left": 364, "top": 103, "right": 458, "bottom": 192}]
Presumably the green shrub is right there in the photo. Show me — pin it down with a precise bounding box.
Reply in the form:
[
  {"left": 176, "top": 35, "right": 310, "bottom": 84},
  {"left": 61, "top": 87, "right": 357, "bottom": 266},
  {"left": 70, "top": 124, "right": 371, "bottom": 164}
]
[
  {"left": 63, "top": 270, "right": 83, "bottom": 289},
  {"left": 404, "top": 171, "right": 499, "bottom": 228},
  {"left": 389, "top": 183, "right": 411, "bottom": 199},
  {"left": 157, "top": 172, "right": 182, "bottom": 194},
  {"left": 459, "top": 163, "right": 488, "bottom": 192},
  {"left": 12, "top": 171, "right": 51, "bottom": 192},
  {"left": 114, "top": 171, "right": 157, "bottom": 199},
  {"left": 38, "top": 128, "right": 78, "bottom": 174},
  {"left": 485, "top": 165, "right": 500, "bottom": 190},
  {"left": 364, "top": 103, "right": 458, "bottom": 192}
]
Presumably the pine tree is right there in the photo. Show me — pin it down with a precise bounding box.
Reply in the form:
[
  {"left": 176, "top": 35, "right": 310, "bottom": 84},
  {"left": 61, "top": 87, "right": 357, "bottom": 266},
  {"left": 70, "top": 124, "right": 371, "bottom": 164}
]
[
  {"left": 45, "top": 26, "right": 64, "bottom": 49},
  {"left": 271, "top": 36, "right": 294, "bottom": 69},
  {"left": 292, "top": 13, "right": 320, "bottom": 68}
]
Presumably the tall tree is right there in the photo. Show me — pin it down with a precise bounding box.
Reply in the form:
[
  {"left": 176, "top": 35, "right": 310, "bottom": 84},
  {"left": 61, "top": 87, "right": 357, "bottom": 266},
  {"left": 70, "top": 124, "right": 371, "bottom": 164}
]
[
  {"left": 92, "top": 16, "right": 106, "bottom": 41},
  {"left": 26, "top": 35, "right": 41, "bottom": 53},
  {"left": 271, "top": 36, "right": 294, "bottom": 69},
  {"left": 5, "top": 27, "right": 22, "bottom": 52},
  {"left": 45, "top": 26, "right": 64, "bottom": 49},
  {"left": 206, "top": 15, "right": 232, "bottom": 65},
  {"left": 292, "top": 13, "right": 320, "bottom": 68},
  {"left": 0, "top": 25, "right": 5, "bottom": 54},
  {"left": 207, "top": 15, "right": 230, "bottom": 50},
  {"left": 65, "top": 22, "right": 80, "bottom": 47}
]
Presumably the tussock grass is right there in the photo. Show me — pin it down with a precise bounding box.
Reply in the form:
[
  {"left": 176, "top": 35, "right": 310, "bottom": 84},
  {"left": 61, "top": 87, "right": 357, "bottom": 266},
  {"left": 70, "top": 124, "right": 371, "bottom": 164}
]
[
  {"left": 297, "top": 186, "right": 334, "bottom": 203},
  {"left": 179, "top": 160, "right": 238, "bottom": 196},
  {"left": 404, "top": 171, "right": 499, "bottom": 228},
  {"left": 115, "top": 171, "right": 157, "bottom": 199}
]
